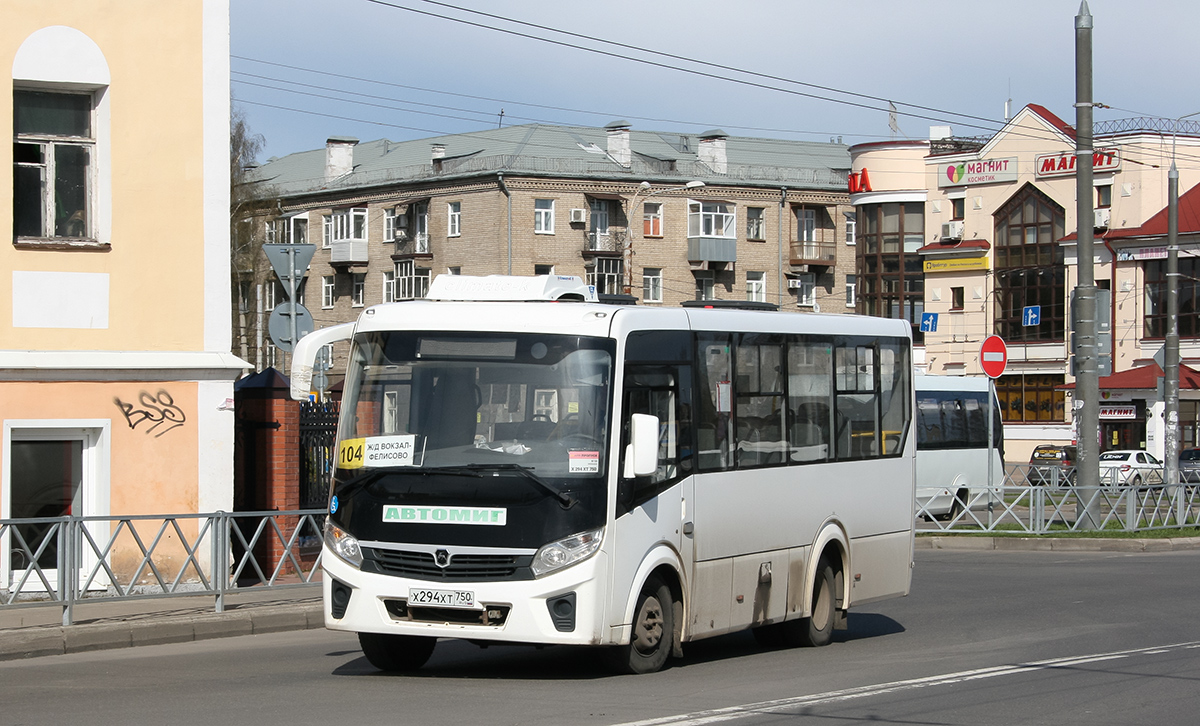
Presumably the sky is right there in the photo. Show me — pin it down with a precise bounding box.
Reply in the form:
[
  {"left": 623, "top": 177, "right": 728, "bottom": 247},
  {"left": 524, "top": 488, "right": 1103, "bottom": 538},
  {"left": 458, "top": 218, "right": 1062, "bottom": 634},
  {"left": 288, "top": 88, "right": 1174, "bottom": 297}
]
[{"left": 230, "top": 0, "right": 1200, "bottom": 165}]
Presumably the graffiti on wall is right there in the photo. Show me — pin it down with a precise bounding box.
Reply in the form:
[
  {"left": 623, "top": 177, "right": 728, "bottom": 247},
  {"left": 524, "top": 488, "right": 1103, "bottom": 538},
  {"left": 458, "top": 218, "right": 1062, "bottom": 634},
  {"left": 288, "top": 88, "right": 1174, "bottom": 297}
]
[{"left": 115, "top": 390, "right": 187, "bottom": 437}]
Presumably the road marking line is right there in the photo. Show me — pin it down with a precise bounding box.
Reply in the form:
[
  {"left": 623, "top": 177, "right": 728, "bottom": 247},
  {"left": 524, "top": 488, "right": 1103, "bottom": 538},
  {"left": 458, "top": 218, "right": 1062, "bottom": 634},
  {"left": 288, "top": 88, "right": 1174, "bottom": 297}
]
[{"left": 610, "top": 641, "right": 1200, "bottom": 726}]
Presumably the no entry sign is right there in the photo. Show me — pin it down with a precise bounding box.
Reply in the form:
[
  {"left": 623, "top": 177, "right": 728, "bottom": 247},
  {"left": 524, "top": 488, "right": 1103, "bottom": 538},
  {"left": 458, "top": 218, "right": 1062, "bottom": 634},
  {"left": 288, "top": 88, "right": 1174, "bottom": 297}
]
[{"left": 980, "top": 335, "right": 1008, "bottom": 378}]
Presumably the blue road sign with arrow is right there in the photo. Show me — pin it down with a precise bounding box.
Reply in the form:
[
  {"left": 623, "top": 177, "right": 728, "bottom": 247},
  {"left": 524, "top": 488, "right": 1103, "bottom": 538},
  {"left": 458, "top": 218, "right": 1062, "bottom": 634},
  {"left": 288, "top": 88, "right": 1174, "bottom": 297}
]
[
  {"left": 920, "top": 312, "right": 938, "bottom": 333},
  {"left": 1023, "top": 305, "right": 1041, "bottom": 327}
]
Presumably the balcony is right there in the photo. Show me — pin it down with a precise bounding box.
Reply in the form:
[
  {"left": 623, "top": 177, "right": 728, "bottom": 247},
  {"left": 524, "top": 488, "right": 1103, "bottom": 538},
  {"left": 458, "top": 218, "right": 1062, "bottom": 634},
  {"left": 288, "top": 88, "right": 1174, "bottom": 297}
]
[
  {"left": 330, "top": 238, "right": 368, "bottom": 265},
  {"left": 789, "top": 239, "right": 836, "bottom": 267},
  {"left": 582, "top": 230, "right": 620, "bottom": 256},
  {"left": 393, "top": 233, "right": 432, "bottom": 258},
  {"left": 687, "top": 237, "right": 737, "bottom": 264}
]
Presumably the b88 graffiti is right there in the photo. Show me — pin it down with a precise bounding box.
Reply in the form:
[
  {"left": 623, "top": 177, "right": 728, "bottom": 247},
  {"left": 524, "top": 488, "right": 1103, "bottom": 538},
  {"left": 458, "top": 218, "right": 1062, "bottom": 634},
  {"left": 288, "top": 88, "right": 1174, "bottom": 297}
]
[{"left": 114, "top": 390, "right": 187, "bottom": 437}]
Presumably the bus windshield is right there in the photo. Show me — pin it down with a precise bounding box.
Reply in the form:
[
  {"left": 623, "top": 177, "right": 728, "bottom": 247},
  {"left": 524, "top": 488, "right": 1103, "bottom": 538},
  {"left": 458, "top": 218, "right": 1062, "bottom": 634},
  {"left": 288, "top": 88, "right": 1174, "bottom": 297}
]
[{"left": 336, "top": 331, "right": 614, "bottom": 481}]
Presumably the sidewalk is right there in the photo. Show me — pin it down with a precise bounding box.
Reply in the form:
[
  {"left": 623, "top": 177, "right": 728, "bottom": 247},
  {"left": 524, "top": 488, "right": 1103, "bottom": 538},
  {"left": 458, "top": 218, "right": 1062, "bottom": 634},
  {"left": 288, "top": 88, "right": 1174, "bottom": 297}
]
[
  {"left": 3, "top": 536, "right": 1199, "bottom": 662},
  {"left": 0, "top": 586, "right": 322, "bottom": 662}
]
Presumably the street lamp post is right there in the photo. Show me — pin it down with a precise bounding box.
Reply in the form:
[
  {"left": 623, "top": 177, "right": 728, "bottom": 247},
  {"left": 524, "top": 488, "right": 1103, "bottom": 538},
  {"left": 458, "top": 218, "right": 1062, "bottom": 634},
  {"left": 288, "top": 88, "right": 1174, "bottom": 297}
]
[
  {"left": 1164, "top": 110, "right": 1200, "bottom": 492},
  {"left": 623, "top": 180, "right": 704, "bottom": 295}
]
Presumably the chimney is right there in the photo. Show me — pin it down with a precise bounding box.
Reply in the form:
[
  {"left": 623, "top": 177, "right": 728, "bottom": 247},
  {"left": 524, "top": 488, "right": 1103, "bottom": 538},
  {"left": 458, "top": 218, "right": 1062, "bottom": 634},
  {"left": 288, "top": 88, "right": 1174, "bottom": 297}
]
[
  {"left": 325, "top": 136, "right": 358, "bottom": 181},
  {"left": 605, "top": 120, "right": 631, "bottom": 168},
  {"left": 698, "top": 129, "right": 728, "bottom": 174},
  {"left": 431, "top": 143, "right": 446, "bottom": 161}
]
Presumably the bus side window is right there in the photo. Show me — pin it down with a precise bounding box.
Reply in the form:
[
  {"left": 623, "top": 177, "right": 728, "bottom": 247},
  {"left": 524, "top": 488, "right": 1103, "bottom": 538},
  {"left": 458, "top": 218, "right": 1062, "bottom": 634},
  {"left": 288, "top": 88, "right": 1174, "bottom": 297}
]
[
  {"left": 696, "top": 335, "right": 733, "bottom": 471},
  {"left": 787, "top": 337, "right": 832, "bottom": 463},
  {"left": 620, "top": 365, "right": 689, "bottom": 513}
]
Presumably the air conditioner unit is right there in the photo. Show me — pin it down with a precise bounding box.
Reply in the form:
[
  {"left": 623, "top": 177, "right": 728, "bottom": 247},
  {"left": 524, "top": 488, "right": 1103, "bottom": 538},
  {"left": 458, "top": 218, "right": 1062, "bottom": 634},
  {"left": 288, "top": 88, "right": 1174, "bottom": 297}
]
[
  {"left": 1094, "top": 207, "right": 1111, "bottom": 229},
  {"left": 787, "top": 278, "right": 804, "bottom": 289},
  {"left": 395, "top": 213, "right": 409, "bottom": 229},
  {"left": 941, "top": 220, "right": 964, "bottom": 240},
  {"left": 569, "top": 208, "right": 588, "bottom": 224}
]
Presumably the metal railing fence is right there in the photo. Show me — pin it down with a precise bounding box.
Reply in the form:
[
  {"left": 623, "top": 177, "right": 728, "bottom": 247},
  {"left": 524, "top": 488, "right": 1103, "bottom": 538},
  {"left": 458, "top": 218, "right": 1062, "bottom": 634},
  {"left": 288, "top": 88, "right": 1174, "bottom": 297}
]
[
  {"left": 917, "top": 464, "right": 1200, "bottom": 534},
  {"left": 0, "top": 510, "right": 325, "bottom": 626}
]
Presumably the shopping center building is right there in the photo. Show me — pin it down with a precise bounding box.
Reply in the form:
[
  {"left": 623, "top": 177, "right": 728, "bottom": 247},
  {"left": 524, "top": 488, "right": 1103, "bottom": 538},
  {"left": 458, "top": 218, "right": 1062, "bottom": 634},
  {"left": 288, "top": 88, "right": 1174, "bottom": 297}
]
[{"left": 851, "top": 104, "right": 1200, "bottom": 461}]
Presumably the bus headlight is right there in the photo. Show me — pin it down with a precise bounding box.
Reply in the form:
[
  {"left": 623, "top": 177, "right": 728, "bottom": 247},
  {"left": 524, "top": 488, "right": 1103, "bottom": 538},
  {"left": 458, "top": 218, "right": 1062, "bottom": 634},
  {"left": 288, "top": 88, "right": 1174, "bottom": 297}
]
[
  {"left": 531, "top": 527, "right": 603, "bottom": 577},
  {"left": 324, "top": 520, "right": 363, "bottom": 568}
]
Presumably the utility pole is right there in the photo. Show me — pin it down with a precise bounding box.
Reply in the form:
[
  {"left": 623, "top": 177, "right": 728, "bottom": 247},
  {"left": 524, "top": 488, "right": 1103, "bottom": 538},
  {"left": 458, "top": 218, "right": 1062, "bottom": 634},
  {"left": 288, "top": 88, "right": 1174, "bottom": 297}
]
[
  {"left": 1165, "top": 158, "right": 1180, "bottom": 491},
  {"left": 1074, "top": 2, "right": 1101, "bottom": 525}
]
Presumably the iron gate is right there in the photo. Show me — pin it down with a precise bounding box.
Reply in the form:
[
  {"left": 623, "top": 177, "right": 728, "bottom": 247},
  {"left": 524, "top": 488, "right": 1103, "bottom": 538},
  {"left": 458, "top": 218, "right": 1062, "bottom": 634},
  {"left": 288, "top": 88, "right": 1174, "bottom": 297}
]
[{"left": 299, "top": 400, "right": 339, "bottom": 510}]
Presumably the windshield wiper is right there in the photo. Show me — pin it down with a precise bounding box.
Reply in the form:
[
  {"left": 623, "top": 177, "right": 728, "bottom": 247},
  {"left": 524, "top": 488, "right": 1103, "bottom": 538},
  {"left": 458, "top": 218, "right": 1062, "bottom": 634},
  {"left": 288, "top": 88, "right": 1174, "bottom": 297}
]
[
  {"left": 458, "top": 463, "right": 576, "bottom": 509},
  {"left": 334, "top": 465, "right": 484, "bottom": 499}
]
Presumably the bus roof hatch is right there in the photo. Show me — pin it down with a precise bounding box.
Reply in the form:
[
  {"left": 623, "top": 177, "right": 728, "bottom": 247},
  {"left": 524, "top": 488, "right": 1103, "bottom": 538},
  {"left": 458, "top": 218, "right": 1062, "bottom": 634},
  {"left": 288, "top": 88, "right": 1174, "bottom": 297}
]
[{"left": 425, "top": 274, "right": 598, "bottom": 303}]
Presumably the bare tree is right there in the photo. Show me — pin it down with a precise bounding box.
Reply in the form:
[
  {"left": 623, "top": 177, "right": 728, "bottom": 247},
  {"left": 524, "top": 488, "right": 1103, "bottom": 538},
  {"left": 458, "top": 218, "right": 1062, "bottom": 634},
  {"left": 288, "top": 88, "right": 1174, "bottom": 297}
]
[{"left": 230, "top": 101, "right": 275, "bottom": 368}]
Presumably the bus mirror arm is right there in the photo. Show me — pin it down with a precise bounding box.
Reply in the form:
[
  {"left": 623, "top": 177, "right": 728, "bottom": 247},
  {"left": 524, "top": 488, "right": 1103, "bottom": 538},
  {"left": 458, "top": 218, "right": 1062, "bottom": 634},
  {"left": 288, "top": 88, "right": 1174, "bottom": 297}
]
[{"left": 289, "top": 322, "right": 356, "bottom": 401}]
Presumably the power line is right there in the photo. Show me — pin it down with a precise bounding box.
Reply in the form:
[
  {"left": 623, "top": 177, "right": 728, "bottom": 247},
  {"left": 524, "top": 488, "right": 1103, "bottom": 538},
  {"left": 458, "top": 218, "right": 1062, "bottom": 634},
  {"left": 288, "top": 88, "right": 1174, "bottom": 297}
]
[{"left": 231, "top": 56, "right": 880, "bottom": 141}]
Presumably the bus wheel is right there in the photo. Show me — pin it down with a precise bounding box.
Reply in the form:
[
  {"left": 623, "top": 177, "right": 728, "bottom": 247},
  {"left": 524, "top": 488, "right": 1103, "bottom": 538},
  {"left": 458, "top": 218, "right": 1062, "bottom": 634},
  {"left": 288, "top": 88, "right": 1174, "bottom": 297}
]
[
  {"left": 948, "top": 490, "right": 968, "bottom": 520},
  {"left": 358, "top": 632, "right": 436, "bottom": 672},
  {"left": 610, "top": 576, "right": 673, "bottom": 674},
  {"left": 784, "top": 557, "right": 836, "bottom": 647}
]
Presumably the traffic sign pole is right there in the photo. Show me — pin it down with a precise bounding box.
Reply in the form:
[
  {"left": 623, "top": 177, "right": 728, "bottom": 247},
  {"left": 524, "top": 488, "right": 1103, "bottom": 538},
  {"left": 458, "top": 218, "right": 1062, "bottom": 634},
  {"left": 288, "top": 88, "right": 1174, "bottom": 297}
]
[{"left": 288, "top": 246, "right": 297, "bottom": 368}]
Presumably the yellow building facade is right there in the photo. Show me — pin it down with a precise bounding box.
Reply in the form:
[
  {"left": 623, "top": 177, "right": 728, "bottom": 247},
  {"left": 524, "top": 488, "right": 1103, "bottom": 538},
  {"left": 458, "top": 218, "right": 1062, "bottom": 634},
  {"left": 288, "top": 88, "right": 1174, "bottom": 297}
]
[{"left": 1, "top": 0, "right": 242, "bottom": 583}]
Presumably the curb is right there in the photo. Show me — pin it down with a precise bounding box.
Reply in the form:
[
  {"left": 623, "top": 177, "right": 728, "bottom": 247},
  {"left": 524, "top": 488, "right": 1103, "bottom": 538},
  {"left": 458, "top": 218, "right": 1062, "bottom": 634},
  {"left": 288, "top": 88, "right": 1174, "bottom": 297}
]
[
  {"left": 915, "top": 535, "right": 1200, "bottom": 552},
  {"left": 0, "top": 600, "right": 323, "bottom": 662}
]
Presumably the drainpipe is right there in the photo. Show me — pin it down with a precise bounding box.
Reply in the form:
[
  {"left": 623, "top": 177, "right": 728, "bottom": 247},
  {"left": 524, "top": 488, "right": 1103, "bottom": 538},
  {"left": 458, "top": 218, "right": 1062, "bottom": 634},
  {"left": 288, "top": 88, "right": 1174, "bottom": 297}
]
[
  {"left": 497, "top": 173, "right": 512, "bottom": 275},
  {"left": 778, "top": 187, "right": 788, "bottom": 307}
]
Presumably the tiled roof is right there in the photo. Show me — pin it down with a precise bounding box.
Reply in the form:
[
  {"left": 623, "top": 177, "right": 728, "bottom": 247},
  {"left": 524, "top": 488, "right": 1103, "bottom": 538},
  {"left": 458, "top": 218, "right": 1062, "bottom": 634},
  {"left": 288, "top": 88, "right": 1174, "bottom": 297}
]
[{"left": 1058, "top": 362, "right": 1200, "bottom": 390}]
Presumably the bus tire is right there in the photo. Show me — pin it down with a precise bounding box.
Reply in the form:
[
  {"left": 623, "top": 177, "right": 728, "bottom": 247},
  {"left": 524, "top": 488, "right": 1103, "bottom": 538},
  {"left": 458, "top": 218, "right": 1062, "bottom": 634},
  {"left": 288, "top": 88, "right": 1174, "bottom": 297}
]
[
  {"left": 609, "top": 576, "right": 673, "bottom": 674},
  {"left": 358, "top": 632, "right": 436, "bottom": 672},
  {"left": 784, "top": 556, "right": 836, "bottom": 648}
]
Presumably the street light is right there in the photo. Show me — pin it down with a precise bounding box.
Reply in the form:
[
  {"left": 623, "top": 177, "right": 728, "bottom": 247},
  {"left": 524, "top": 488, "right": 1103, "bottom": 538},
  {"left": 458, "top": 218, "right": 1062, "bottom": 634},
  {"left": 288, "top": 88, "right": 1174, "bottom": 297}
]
[
  {"left": 623, "top": 180, "right": 705, "bottom": 296},
  {"left": 1163, "top": 110, "right": 1200, "bottom": 490}
]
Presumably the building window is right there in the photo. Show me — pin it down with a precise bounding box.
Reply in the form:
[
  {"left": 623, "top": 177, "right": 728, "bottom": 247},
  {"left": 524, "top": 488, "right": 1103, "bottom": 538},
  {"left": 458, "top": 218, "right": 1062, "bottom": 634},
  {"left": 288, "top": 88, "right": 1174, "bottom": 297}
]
[
  {"left": 448, "top": 201, "right": 461, "bottom": 237},
  {"left": 331, "top": 207, "right": 367, "bottom": 243},
  {"left": 270, "top": 215, "right": 307, "bottom": 245},
  {"left": 290, "top": 216, "right": 307, "bottom": 245},
  {"left": 447, "top": 266, "right": 461, "bottom": 275},
  {"left": 688, "top": 201, "right": 735, "bottom": 238},
  {"left": 382, "top": 271, "right": 396, "bottom": 303},
  {"left": 845, "top": 212, "right": 857, "bottom": 245},
  {"left": 1096, "top": 184, "right": 1112, "bottom": 209},
  {"left": 13, "top": 90, "right": 95, "bottom": 240},
  {"left": 951, "top": 286, "right": 965, "bottom": 311},
  {"left": 795, "top": 273, "right": 816, "bottom": 307},
  {"left": 795, "top": 208, "right": 816, "bottom": 243},
  {"left": 323, "top": 214, "right": 332, "bottom": 248},
  {"left": 395, "top": 260, "right": 430, "bottom": 300},
  {"left": 587, "top": 257, "right": 622, "bottom": 295},
  {"left": 322, "top": 275, "right": 335, "bottom": 309},
  {"left": 351, "top": 273, "right": 365, "bottom": 307},
  {"left": 384, "top": 208, "right": 396, "bottom": 242},
  {"left": 995, "top": 374, "right": 1066, "bottom": 423},
  {"left": 951, "top": 197, "right": 965, "bottom": 220},
  {"left": 856, "top": 202, "right": 926, "bottom": 341},
  {"left": 264, "top": 340, "right": 278, "bottom": 369},
  {"left": 643, "top": 202, "right": 663, "bottom": 237},
  {"left": 413, "top": 202, "right": 429, "bottom": 252},
  {"left": 746, "top": 271, "right": 765, "bottom": 302},
  {"left": 1145, "top": 257, "right": 1200, "bottom": 339},
  {"left": 643, "top": 268, "right": 663, "bottom": 303},
  {"left": 267, "top": 280, "right": 302, "bottom": 310},
  {"left": 589, "top": 198, "right": 611, "bottom": 249},
  {"left": 746, "top": 207, "right": 765, "bottom": 241},
  {"left": 534, "top": 264, "right": 554, "bottom": 275},
  {"left": 534, "top": 199, "right": 554, "bottom": 234},
  {"left": 845, "top": 274, "right": 857, "bottom": 307},
  {"left": 993, "top": 185, "right": 1066, "bottom": 342},
  {"left": 695, "top": 273, "right": 715, "bottom": 301}
]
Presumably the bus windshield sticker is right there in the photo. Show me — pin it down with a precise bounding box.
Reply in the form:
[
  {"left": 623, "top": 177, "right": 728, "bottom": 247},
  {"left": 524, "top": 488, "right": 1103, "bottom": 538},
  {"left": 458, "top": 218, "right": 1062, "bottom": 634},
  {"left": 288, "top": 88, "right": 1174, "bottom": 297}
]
[
  {"left": 568, "top": 450, "right": 600, "bottom": 473},
  {"left": 382, "top": 505, "right": 507, "bottom": 526},
  {"left": 717, "top": 381, "right": 732, "bottom": 413},
  {"left": 338, "top": 437, "right": 365, "bottom": 469},
  {"left": 362, "top": 435, "right": 417, "bottom": 467}
]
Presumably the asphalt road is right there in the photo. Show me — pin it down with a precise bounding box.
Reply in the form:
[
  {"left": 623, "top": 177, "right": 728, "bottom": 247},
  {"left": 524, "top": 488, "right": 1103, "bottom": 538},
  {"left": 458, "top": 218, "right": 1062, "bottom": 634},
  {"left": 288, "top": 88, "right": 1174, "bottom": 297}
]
[{"left": 2, "top": 548, "right": 1198, "bottom": 726}]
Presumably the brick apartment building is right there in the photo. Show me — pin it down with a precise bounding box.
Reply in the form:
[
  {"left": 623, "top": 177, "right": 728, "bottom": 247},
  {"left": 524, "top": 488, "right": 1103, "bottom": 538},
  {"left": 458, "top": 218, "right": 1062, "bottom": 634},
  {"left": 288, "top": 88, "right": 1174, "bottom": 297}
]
[{"left": 239, "top": 122, "right": 856, "bottom": 381}]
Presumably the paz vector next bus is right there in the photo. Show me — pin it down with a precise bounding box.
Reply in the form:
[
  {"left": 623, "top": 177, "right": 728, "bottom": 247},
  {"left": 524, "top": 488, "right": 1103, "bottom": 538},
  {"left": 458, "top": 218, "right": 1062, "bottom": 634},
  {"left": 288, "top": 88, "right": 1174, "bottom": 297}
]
[{"left": 290, "top": 275, "right": 915, "bottom": 674}]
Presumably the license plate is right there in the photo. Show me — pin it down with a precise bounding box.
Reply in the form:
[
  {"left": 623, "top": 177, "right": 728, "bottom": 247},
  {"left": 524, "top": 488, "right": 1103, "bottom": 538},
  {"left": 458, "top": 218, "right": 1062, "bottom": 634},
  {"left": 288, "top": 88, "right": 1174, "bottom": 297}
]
[{"left": 408, "top": 587, "right": 477, "bottom": 609}]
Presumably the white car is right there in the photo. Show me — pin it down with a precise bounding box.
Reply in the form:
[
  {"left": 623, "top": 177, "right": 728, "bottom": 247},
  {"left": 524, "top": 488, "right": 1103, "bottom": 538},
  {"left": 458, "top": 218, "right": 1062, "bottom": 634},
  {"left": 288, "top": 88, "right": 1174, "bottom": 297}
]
[{"left": 1097, "top": 450, "right": 1162, "bottom": 486}]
